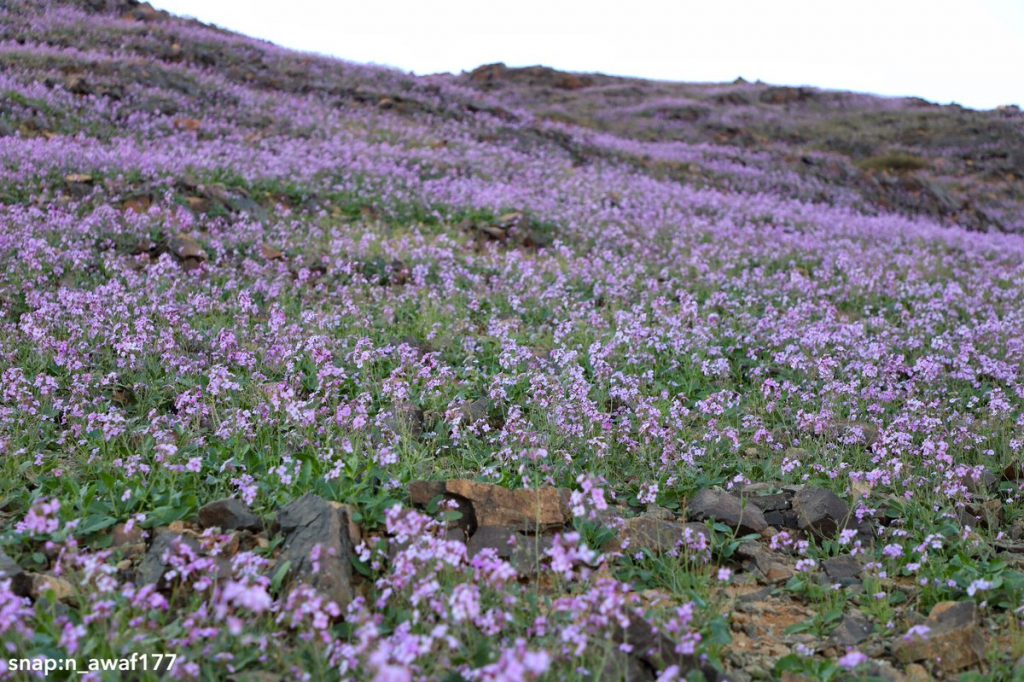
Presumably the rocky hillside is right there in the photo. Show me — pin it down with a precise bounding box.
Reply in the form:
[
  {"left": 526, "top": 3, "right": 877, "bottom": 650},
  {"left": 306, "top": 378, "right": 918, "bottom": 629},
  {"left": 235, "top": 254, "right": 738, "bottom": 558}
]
[
  {"left": 456, "top": 63, "right": 1024, "bottom": 233},
  {"left": 1, "top": 1, "right": 1024, "bottom": 681}
]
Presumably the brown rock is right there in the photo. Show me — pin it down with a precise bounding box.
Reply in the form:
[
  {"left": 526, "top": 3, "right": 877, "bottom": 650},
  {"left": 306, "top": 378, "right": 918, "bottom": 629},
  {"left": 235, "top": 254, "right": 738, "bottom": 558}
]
[
  {"left": 173, "top": 117, "right": 202, "bottom": 132},
  {"left": 111, "top": 522, "right": 144, "bottom": 547},
  {"left": 903, "top": 663, "right": 931, "bottom": 682},
  {"left": 686, "top": 489, "right": 768, "bottom": 535},
  {"left": 26, "top": 574, "right": 76, "bottom": 604},
  {"left": 167, "top": 234, "right": 207, "bottom": 267},
  {"left": 260, "top": 244, "right": 285, "bottom": 261},
  {"left": 893, "top": 601, "right": 985, "bottom": 673},
  {"left": 408, "top": 481, "right": 478, "bottom": 537},
  {"left": 442, "top": 480, "right": 567, "bottom": 531},
  {"left": 409, "top": 480, "right": 446, "bottom": 505},
  {"left": 736, "top": 542, "right": 794, "bottom": 584},
  {"left": 198, "top": 498, "right": 262, "bottom": 532}
]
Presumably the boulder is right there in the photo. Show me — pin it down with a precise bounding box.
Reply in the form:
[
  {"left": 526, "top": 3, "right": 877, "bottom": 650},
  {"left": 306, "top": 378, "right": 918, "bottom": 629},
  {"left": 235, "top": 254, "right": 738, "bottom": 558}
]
[
  {"left": 111, "top": 522, "right": 145, "bottom": 547},
  {"left": 831, "top": 610, "right": 873, "bottom": 647},
  {"left": 0, "top": 550, "right": 23, "bottom": 581},
  {"left": 137, "top": 529, "right": 201, "bottom": 586},
  {"left": 198, "top": 498, "right": 262, "bottom": 532},
  {"left": 736, "top": 542, "right": 794, "bottom": 584},
  {"left": 465, "top": 526, "right": 551, "bottom": 575},
  {"left": 615, "top": 617, "right": 719, "bottom": 681},
  {"left": 823, "top": 555, "right": 862, "bottom": 585},
  {"left": 686, "top": 489, "right": 768, "bottom": 535},
  {"left": 621, "top": 516, "right": 711, "bottom": 555},
  {"left": 791, "top": 488, "right": 850, "bottom": 538},
  {"left": 166, "top": 234, "right": 207, "bottom": 270},
  {"left": 412, "top": 480, "right": 567, "bottom": 532},
  {"left": 277, "top": 494, "right": 356, "bottom": 610},
  {"left": 23, "top": 573, "right": 76, "bottom": 605},
  {"left": 893, "top": 601, "right": 985, "bottom": 673}
]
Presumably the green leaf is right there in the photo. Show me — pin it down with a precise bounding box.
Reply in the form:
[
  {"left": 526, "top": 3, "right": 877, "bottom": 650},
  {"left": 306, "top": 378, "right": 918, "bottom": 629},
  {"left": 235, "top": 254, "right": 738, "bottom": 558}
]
[
  {"left": 77, "top": 514, "right": 117, "bottom": 535},
  {"left": 271, "top": 560, "right": 292, "bottom": 593}
]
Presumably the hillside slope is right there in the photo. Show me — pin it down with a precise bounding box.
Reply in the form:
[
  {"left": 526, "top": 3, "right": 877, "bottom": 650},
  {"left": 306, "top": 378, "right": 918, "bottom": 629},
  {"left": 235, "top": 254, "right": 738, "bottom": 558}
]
[{"left": 1, "top": 1, "right": 1024, "bottom": 680}]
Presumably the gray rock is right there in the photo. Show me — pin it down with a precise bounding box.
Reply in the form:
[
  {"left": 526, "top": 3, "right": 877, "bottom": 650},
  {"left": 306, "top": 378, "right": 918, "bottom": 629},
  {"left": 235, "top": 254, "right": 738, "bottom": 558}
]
[
  {"left": 746, "top": 492, "right": 792, "bottom": 513},
  {"left": 137, "top": 530, "right": 201, "bottom": 586},
  {"left": 0, "top": 550, "right": 31, "bottom": 597},
  {"left": 382, "top": 402, "right": 424, "bottom": 438},
  {"left": 465, "top": 526, "right": 550, "bottom": 575},
  {"left": 277, "top": 494, "right": 356, "bottom": 610},
  {"left": 0, "top": 550, "right": 23, "bottom": 580},
  {"left": 616, "top": 617, "right": 719, "bottom": 681},
  {"left": 622, "top": 516, "right": 710, "bottom": 555},
  {"left": 823, "top": 555, "right": 862, "bottom": 585},
  {"left": 686, "top": 489, "right": 768, "bottom": 535},
  {"left": 792, "top": 488, "right": 850, "bottom": 538},
  {"left": 198, "top": 498, "right": 262, "bottom": 532},
  {"left": 831, "top": 610, "right": 873, "bottom": 646}
]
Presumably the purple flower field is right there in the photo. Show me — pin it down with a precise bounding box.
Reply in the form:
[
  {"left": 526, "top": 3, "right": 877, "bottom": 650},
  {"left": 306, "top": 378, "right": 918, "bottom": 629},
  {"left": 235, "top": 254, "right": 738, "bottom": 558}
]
[{"left": 1, "top": 1, "right": 1023, "bottom": 680}]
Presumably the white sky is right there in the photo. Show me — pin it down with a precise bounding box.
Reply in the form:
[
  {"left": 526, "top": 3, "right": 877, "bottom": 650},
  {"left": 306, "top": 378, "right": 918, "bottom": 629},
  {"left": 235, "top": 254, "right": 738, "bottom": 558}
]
[{"left": 149, "top": 0, "right": 1023, "bottom": 110}]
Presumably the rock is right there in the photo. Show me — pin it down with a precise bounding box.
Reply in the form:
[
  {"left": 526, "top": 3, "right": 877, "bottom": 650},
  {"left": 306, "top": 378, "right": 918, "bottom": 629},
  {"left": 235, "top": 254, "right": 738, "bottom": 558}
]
[
  {"left": 903, "top": 663, "right": 930, "bottom": 682},
  {"left": 260, "top": 244, "right": 285, "bottom": 261},
  {"left": 616, "top": 617, "right": 719, "bottom": 681},
  {"left": 831, "top": 610, "right": 873, "bottom": 647},
  {"left": 465, "top": 526, "right": 550, "bottom": 575},
  {"left": 436, "top": 480, "right": 567, "bottom": 532},
  {"left": 964, "top": 468, "right": 998, "bottom": 494},
  {"left": 173, "top": 117, "right": 201, "bottom": 132},
  {"left": 621, "top": 516, "right": 710, "bottom": 555},
  {"left": 0, "top": 550, "right": 23, "bottom": 580},
  {"left": 823, "top": 555, "right": 862, "bottom": 585},
  {"left": 277, "top": 494, "right": 356, "bottom": 610},
  {"left": 686, "top": 489, "right": 768, "bottom": 535},
  {"left": 791, "top": 488, "right": 850, "bottom": 538},
  {"left": 24, "top": 573, "right": 76, "bottom": 604},
  {"left": 465, "top": 63, "right": 594, "bottom": 91},
  {"left": 747, "top": 492, "right": 791, "bottom": 513},
  {"left": 111, "top": 522, "right": 144, "bottom": 547},
  {"left": 893, "top": 601, "right": 985, "bottom": 673},
  {"left": 459, "top": 397, "right": 492, "bottom": 423},
  {"left": 0, "top": 551, "right": 31, "bottom": 598},
  {"left": 409, "top": 480, "right": 446, "bottom": 505},
  {"left": 167, "top": 234, "right": 207, "bottom": 268},
  {"left": 736, "top": 542, "right": 794, "bottom": 584},
  {"left": 763, "top": 509, "right": 800, "bottom": 529},
  {"left": 1003, "top": 463, "right": 1024, "bottom": 481},
  {"left": 408, "top": 481, "right": 478, "bottom": 537},
  {"left": 383, "top": 402, "right": 424, "bottom": 438},
  {"left": 602, "top": 649, "right": 656, "bottom": 682},
  {"left": 759, "top": 86, "right": 815, "bottom": 105},
  {"left": 198, "top": 498, "right": 262, "bottom": 532},
  {"left": 137, "top": 530, "right": 201, "bottom": 586}
]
